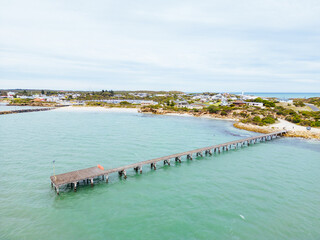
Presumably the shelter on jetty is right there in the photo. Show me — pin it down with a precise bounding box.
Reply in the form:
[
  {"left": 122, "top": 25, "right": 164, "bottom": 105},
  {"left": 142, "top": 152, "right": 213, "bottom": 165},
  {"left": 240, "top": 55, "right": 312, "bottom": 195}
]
[{"left": 50, "top": 131, "right": 286, "bottom": 194}]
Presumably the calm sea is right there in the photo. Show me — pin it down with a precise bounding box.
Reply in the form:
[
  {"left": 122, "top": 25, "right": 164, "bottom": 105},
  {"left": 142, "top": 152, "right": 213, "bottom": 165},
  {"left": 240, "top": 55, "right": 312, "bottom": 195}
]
[
  {"left": 234, "top": 92, "right": 320, "bottom": 100},
  {"left": 0, "top": 108, "right": 319, "bottom": 239}
]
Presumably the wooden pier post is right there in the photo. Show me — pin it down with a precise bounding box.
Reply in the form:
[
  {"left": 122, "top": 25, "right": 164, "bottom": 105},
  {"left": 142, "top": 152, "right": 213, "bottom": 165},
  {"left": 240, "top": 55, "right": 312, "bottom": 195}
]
[
  {"left": 105, "top": 175, "right": 109, "bottom": 183},
  {"left": 151, "top": 163, "right": 157, "bottom": 170},
  {"left": 90, "top": 178, "right": 94, "bottom": 187},
  {"left": 74, "top": 182, "right": 77, "bottom": 192},
  {"left": 196, "top": 152, "right": 203, "bottom": 157},
  {"left": 187, "top": 154, "right": 193, "bottom": 160},
  {"left": 56, "top": 187, "right": 59, "bottom": 195},
  {"left": 139, "top": 166, "right": 142, "bottom": 174},
  {"left": 175, "top": 156, "right": 181, "bottom": 163}
]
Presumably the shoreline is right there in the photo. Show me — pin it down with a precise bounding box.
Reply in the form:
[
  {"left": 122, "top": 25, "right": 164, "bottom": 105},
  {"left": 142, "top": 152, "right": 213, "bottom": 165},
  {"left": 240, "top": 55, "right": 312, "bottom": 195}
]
[
  {"left": 61, "top": 106, "right": 320, "bottom": 140},
  {"left": 5, "top": 104, "right": 319, "bottom": 140},
  {"left": 138, "top": 108, "right": 320, "bottom": 140}
]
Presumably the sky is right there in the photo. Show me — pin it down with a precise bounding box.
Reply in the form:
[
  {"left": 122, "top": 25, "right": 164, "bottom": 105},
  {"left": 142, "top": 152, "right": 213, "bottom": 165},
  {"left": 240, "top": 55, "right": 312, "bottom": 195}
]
[{"left": 0, "top": 0, "right": 320, "bottom": 92}]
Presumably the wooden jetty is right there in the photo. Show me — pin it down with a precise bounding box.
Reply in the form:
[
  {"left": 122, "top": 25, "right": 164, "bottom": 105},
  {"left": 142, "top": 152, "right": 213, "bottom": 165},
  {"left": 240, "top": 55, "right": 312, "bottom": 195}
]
[
  {"left": 50, "top": 131, "right": 286, "bottom": 194},
  {"left": 0, "top": 107, "right": 55, "bottom": 115}
]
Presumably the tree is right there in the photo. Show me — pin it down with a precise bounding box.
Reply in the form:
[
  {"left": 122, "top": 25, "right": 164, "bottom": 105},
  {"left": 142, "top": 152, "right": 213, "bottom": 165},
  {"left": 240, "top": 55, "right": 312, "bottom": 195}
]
[{"left": 41, "top": 90, "right": 45, "bottom": 95}]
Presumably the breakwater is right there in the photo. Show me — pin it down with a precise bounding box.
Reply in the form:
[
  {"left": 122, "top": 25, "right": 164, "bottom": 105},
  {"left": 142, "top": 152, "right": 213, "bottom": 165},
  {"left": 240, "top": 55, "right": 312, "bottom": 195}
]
[{"left": 0, "top": 107, "right": 55, "bottom": 115}]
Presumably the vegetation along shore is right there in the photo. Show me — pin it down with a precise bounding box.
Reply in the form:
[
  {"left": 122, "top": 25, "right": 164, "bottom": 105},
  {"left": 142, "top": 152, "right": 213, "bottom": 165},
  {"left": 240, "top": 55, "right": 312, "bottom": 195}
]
[{"left": 1, "top": 89, "right": 319, "bottom": 139}]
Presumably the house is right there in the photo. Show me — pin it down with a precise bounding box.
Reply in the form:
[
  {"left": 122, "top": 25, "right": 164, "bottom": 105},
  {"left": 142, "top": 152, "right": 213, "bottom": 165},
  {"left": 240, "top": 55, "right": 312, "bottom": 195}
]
[
  {"left": 220, "top": 99, "right": 230, "bottom": 106},
  {"left": 233, "top": 100, "right": 246, "bottom": 106},
  {"left": 141, "top": 100, "right": 158, "bottom": 106},
  {"left": 187, "top": 104, "right": 204, "bottom": 110},
  {"left": 7, "top": 92, "right": 15, "bottom": 98},
  {"left": 137, "top": 93, "right": 149, "bottom": 98},
  {"left": 176, "top": 101, "right": 189, "bottom": 108},
  {"left": 279, "top": 99, "right": 293, "bottom": 104},
  {"left": 247, "top": 102, "right": 263, "bottom": 107},
  {"left": 210, "top": 94, "right": 224, "bottom": 100},
  {"left": 34, "top": 98, "right": 45, "bottom": 102}
]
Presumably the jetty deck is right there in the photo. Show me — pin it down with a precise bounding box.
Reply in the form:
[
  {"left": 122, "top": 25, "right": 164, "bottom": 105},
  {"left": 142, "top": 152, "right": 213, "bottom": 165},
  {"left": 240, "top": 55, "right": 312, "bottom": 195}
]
[{"left": 50, "top": 130, "right": 286, "bottom": 194}]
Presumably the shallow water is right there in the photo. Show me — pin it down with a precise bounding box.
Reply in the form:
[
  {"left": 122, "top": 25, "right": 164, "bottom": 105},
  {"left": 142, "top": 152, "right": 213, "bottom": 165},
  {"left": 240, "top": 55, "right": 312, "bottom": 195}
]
[{"left": 0, "top": 109, "right": 319, "bottom": 239}]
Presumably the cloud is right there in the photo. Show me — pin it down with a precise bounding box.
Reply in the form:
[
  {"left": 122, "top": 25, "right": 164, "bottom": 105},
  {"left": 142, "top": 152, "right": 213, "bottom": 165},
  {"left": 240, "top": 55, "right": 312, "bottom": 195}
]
[{"left": 0, "top": 0, "right": 320, "bottom": 91}]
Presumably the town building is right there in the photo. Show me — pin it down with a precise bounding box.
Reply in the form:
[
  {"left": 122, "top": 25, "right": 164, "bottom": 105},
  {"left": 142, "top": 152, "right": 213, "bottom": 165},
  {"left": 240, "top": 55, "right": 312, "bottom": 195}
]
[{"left": 247, "top": 102, "right": 264, "bottom": 107}]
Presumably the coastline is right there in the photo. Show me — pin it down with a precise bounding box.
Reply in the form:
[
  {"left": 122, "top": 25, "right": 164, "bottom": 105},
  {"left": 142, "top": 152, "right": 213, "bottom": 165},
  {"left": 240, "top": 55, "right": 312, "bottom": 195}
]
[
  {"left": 59, "top": 106, "right": 320, "bottom": 140},
  {"left": 233, "top": 120, "right": 320, "bottom": 140}
]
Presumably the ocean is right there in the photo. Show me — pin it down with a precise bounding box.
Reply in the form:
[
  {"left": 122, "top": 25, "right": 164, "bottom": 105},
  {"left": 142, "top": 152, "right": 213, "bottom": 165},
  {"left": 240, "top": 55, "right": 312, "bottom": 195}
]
[
  {"left": 0, "top": 108, "right": 319, "bottom": 239},
  {"left": 234, "top": 93, "right": 320, "bottom": 100}
]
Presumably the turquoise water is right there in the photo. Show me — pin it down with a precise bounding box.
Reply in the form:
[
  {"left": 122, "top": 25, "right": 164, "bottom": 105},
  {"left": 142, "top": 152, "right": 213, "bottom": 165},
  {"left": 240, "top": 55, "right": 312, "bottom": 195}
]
[{"left": 0, "top": 109, "right": 319, "bottom": 239}]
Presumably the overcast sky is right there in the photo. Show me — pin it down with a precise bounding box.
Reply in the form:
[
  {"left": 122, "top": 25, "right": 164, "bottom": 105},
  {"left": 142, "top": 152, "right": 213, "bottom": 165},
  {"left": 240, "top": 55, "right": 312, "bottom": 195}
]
[{"left": 1, "top": 0, "right": 320, "bottom": 92}]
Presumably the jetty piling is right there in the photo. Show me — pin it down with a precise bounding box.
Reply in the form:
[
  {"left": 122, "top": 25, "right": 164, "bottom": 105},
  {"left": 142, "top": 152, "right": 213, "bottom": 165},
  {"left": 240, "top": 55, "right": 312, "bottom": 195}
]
[{"left": 50, "top": 131, "right": 286, "bottom": 194}]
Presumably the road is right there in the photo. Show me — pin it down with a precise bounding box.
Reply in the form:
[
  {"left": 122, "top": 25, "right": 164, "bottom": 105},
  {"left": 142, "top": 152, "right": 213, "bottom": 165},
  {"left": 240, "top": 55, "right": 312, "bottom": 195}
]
[{"left": 305, "top": 103, "right": 320, "bottom": 111}]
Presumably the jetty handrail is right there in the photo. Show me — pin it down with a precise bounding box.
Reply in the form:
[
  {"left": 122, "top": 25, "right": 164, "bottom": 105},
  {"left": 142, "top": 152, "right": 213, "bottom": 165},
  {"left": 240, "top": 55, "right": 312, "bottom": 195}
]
[{"left": 50, "top": 130, "right": 286, "bottom": 193}]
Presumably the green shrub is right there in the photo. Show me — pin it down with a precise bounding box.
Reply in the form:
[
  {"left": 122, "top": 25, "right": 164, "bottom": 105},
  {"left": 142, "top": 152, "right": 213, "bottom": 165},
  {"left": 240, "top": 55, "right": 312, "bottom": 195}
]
[
  {"left": 220, "top": 111, "right": 227, "bottom": 116},
  {"left": 207, "top": 105, "right": 219, "bottom": 114},
  {"left": 262, "top": 116, "right": 276, "bottom": 124},
  {"left": 252, "top": 116, "right": 261, "bottom": 123}
]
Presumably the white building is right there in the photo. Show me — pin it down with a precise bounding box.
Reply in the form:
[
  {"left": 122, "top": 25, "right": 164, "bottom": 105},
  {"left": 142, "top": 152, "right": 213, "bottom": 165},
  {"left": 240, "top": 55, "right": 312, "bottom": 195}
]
[
  {"left": 279, "top": 99, "right": 293, "bottom": 104},
  {"left": 247, "top": 102, "right": 264, "bottom": 107},
  {"left": 7, "top": 92, "right": 15, "bottom": 98},
  {"left": 187, "top": 104, "right": 204, "bottom": 110},
  {"left": 176, "top": 101, "right": 189, "bottom": 108}
]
